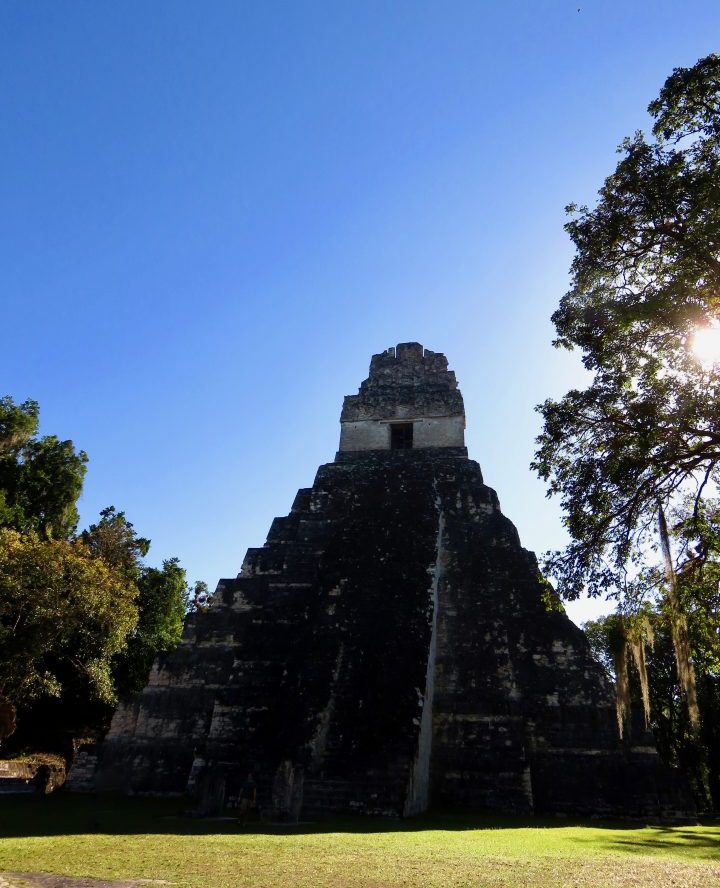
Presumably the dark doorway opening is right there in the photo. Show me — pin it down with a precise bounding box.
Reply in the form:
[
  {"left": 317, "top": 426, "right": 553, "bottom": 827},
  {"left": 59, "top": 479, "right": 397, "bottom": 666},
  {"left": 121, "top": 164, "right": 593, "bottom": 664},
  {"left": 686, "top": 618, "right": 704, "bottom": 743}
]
[{"left": 390, "top": 422, "right": 414, "bottom": 450}]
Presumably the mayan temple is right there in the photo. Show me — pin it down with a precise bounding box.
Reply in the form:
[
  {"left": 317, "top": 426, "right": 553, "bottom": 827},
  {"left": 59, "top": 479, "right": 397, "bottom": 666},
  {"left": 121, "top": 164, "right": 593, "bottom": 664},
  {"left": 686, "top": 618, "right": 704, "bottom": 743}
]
[{"left": 87, "top": 342, "right": 690, "bottom": 818}]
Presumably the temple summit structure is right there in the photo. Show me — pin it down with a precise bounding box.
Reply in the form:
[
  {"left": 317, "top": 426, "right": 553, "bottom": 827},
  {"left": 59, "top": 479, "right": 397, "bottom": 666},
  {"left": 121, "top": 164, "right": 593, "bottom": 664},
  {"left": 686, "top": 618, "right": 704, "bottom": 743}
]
[{"left": 87, "top": 343, "right": 690, "bottom": 818}]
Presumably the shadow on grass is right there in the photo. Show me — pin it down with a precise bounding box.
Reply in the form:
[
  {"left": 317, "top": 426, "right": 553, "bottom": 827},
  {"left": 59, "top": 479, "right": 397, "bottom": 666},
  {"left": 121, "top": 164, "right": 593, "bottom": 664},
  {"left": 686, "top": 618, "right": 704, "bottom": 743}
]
[
  {"left": 568, "top": 824, "right": 720, "bottom": 862},
  {"left": 0, "top": 794, "right": 712, "bottom": 845}
]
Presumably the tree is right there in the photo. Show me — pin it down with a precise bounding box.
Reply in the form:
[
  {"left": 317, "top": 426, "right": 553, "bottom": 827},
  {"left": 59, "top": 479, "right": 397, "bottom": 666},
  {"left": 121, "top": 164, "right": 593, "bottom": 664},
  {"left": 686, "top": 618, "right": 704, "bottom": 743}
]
[
  {"left": 534, "top": 55, "right": 720, "bottom": 750},
  {"left": 0, "top": 529, "right": 138, "bottom": 722},
  {"left": 114, "top": 559, "right": 192, "bottom": 696},
  {"left": 0, "top": 399, "right": 203, "bottom": 748},
  {"left": 585, "top": 565, "right": 720, "bottom": 810},
  {"left": 81, "top": 507, "right": 150, "bottom": 582},
  {"left": 584, "top": 609, "right": 655, "bottom": 741},
  {"left": 0, "top": 397, "right": 38, "bottom": 454},
  {"left": 0, "top": 396, "right": 87, "bottom": 539},
  {"left": 80, "top": 508, "right": 195, "bottom": 696},
  {"left": 553, "top": 54, "right": 720, "bottom": 377}
]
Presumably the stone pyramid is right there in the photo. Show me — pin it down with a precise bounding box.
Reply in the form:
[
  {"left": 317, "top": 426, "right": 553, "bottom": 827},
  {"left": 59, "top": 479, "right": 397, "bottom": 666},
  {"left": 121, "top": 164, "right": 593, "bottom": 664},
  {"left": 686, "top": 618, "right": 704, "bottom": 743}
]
[{"left": 90, "top": 342, "right": 689, "bottom": 818}]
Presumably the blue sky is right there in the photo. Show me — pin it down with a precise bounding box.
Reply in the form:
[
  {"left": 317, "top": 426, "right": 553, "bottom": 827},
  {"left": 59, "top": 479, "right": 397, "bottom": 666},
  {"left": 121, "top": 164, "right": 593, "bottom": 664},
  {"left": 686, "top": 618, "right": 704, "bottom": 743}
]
[{"left": 2, "top": 1, "right": 719, "bottom": 624}]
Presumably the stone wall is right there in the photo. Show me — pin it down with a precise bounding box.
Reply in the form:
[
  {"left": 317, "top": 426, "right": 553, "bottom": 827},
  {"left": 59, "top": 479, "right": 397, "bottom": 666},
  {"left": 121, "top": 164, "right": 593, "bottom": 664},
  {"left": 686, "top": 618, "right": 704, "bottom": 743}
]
[
  {"left": 65, "top": 746, "right": 98, "bottom": 793},
  {"left": 338, "top": 342, "right": 466, "bottom": 452},
  {"left": 339, "top": 415, "right": 465, "bottom": 452},
  {"left": 0, "top": 759, "right": 65, "bottom": 794},
  {"left": 341, "top": 344, "right": 464, "bottom": 419}
]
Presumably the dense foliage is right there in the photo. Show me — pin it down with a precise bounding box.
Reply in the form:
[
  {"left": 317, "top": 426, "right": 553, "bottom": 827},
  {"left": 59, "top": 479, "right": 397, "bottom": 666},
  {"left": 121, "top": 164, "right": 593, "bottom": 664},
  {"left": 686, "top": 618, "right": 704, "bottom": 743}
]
[
  {"left": 534, "top": 54, "right": 720, "bottom": 603},
  {"left": 0, "top": 397, "right": 87, "bottom": 539},
  {"left": 586, "top": 584, "right": 720, "bottom": 810},
  {"left": 554, "top": 53, "right": 720, "bottom": 375},
  {"left": 0, "top": 397, "right": 202, "bottom": 750},
  {"left": 0, "top": 529, "right": 138, "bottom": 707}
]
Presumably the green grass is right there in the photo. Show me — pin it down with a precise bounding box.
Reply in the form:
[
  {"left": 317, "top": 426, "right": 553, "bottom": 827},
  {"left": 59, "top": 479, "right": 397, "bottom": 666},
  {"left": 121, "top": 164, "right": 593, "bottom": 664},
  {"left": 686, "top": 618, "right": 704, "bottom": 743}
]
[{"left": 0, "top": 796, "right": 718, "bottom": 887}]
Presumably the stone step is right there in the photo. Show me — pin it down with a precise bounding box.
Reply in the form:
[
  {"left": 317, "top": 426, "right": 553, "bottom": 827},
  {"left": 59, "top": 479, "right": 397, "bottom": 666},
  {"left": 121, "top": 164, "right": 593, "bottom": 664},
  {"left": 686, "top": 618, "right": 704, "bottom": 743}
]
[
  {"left": 301, "top": 778, "right": 405, "bottom": 814},
  {"left": 0, "top": 777, "right": 35, "bottom": 794}
]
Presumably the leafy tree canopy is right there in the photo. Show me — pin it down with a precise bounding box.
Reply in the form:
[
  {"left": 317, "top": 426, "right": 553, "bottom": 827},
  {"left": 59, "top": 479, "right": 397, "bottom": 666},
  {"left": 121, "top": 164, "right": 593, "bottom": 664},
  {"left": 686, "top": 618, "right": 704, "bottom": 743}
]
[
  {"left": 78, "top": 508, "right": 196, "bottom": 696},
  {"left": 554, "top": 53, "right": 720, "bottom": 378},
  {"left": 114, "top": 558, "right": 193, "bottom": 697},
  {"left": 0, "top": 396, "right": 87, "bottom": 539},
  {"left": 534, "top": 54, "right": 720, "bottom": 603},
  {"left": 81, "top": 507, "right": 150, "bottom": 583},
  {"left": 0, "top": 529, "right": 138, "bottom": 708},
  {"left": 0, "top": 398, "right": 205, "bottom": 745}
]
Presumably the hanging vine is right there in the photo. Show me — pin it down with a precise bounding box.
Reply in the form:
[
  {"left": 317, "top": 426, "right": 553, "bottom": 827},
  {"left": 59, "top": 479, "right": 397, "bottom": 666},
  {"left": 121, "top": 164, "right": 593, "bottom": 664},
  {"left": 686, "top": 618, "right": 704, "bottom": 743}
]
[
  {"left": 604, "top": 616, "right": 631, "bottom": 739},
  {"left": 658, "top": 503, "right": 701, "bottom": 730},
  {"left": 594, "top": 612, "right": 655, "bottom": 739},
  {"left": 627, "top": 615, "right": 654, "bottom": 729}
]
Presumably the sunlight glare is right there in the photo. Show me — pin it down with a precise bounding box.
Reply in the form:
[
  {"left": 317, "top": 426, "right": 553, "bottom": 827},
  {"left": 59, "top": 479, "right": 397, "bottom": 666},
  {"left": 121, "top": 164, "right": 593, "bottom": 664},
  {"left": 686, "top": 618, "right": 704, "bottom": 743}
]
[{"left": 692, "top": 324, "right": 720, "bottom": 365}]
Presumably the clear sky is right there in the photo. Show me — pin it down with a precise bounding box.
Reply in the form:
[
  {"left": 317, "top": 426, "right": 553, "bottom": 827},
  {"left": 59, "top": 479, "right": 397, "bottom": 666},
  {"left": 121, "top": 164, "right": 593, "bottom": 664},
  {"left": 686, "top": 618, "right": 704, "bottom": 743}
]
[{"left": 2, "top": 1, "right": 719, "bottom": 625}]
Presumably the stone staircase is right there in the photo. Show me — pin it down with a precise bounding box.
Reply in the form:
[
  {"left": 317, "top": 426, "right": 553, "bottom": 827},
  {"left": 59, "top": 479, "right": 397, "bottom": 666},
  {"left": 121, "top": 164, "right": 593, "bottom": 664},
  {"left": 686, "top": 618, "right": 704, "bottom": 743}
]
[
  {"left": 0, "top": 777, "right": 35, "bottom": 795},
  {"left": 301, "top": 777, "right": 405, "bottom": 817}
]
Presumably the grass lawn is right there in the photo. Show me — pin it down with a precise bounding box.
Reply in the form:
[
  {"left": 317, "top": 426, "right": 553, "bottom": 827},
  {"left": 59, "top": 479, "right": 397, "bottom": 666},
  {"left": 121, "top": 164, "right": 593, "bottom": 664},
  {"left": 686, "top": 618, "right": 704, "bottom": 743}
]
[{"left": 0, "top": 795, "right": 718, "bottom": 888}]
